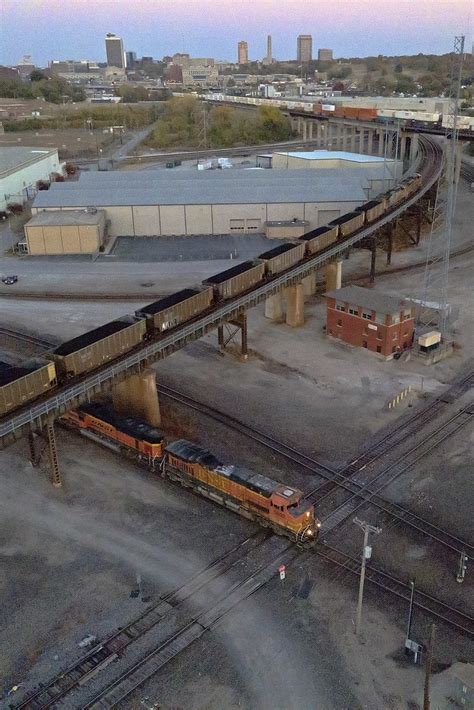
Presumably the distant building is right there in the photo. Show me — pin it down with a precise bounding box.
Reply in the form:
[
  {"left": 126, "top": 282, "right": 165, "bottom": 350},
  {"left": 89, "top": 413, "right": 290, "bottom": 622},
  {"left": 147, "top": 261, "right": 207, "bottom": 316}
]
[
  {"left": 165, "top": 64, "right": 184, "bottom": 84},
  {"left": 0, "top": 66, "right": 20, "bottom": 80},
  {"left": 125, "top": 51, "right": 137, "bottom": 69},
  {"left": 238, "top": 41, "right": 249, "bottom": 65},
  {"left": 318, "top": 48, "right": 333, "bottom": 61},
  {"left": 263, "top": 35, "right": 273, "bottom": 65},
  {"left": 325, "top": 285, "right": 415, "bottom": 359},
  {"left": 297, "top": 35, "right": 312, "bottom": 63},
  {"left": 181, "top": 64, "right": 218, "bottom": 87},
  {"left": 105, "top": 33, "right": 125, "bottom": 69}
]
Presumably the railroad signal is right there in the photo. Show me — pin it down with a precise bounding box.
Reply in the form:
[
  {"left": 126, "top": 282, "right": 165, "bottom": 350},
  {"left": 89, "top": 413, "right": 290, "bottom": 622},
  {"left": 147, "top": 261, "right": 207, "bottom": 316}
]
[
  {"left": 456, "top": 551, "right": 468, "bottom": 583},
  {"left": 353, "top": 517, "right": 381, "bottom": 637},
  {"left": 278, "top": 564, "right": 286, "bottom": 581}
]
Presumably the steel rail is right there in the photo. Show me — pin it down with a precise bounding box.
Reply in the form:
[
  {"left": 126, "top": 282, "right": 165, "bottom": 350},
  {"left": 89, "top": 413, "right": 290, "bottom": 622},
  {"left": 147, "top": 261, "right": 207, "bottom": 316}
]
[
  {"left": 0, "top": 137, "right": 443, "bottom": 445},
  {"left": 158, "top": 380, "right": 474, "bottom": 555}
]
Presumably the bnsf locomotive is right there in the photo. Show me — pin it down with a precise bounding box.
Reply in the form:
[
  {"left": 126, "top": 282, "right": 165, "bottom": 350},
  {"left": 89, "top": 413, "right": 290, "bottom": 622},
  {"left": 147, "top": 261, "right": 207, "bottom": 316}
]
[
  {"left": 61, "top": 404, "right": 318, "bottom": 544},
  {"left": 0, "top": 172, "right": 422, "bottom": 419}
]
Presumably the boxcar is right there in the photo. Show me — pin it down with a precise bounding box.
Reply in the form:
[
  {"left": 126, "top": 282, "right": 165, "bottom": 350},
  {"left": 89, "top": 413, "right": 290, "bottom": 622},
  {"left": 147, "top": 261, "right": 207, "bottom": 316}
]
[
  {"left": 299, "top": 225, "right": 338, "bottom": 255},
  {"left": 51, "top": 316, "right": 146, "bottom": 378},
  {"left": 355, "top": 199, "right": 384, "bottom": 224},
  {"left": 257, "top": 242, "right": 306, "bottom": 276},
  {"left": 203, "top": 260, "right": 265, "bottom": 301},
  {"left": 329, "top": 211, "right": 365, "bottom": 238},
  {"left": 0, "top": 359, "right": 57, "bottom": 417},
  {"left": 136, "top": 287, "right": 213, "bottom": 335}
]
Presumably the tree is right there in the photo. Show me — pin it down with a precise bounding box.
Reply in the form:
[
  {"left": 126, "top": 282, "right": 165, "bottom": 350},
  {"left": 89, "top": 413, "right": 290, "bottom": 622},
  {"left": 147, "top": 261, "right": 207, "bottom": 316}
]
[
  {"left": 29, "top": 69, "right": 48, "bottom": 82},
  {"left": 394, "top": 63, "right": 403, "bottom": 74}
]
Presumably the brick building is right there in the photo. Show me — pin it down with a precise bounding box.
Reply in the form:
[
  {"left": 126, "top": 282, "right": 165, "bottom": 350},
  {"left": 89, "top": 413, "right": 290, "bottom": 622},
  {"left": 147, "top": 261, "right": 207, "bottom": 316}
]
[{"left": 325, "top": 285, "right": 415, "bottom": 359}]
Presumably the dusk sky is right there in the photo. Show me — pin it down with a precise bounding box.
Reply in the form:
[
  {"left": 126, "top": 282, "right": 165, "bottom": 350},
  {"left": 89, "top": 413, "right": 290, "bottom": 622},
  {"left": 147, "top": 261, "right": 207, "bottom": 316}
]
[{"left": 1, "top": 0, "right": 472, "bottom": 66}]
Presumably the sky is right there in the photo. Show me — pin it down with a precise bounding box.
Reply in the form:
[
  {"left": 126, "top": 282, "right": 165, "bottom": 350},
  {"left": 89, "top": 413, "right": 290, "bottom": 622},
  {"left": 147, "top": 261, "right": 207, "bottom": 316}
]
[{"left": 0, "top": 0, "right": 472, "bottom": 66}]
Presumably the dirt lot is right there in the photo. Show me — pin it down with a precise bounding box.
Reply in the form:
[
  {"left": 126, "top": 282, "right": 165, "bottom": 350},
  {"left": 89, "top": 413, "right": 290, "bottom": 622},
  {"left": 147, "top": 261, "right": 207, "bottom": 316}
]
[{"left": 0, "top": 128, "right": 115, "bottom": 160}]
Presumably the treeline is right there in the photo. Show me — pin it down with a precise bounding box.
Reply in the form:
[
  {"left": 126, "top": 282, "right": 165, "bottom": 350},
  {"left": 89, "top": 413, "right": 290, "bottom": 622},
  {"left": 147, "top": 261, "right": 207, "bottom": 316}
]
[
  {"left": 144, "top": 97, "right": 293, "bottom": 149},
  {"left": 3, "top": 104, "right": 163, "bottom": 132},
  {"left": 0, "top": 73, "right": 86, "bottom": 104}
]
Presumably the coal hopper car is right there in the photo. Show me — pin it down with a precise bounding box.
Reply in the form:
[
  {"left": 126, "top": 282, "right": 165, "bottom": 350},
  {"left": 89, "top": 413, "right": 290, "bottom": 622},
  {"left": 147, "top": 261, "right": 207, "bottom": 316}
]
[
  {"left": 203, "top": 260, "right": 265, "bottom": 301},
  {"left": 257, "top": 242, "right": 306, "bottom": 275},
  {"left": 0, "top": 359, "right": 57, "bottom": 417},
  {"left": 136, "top": 287, "right": 213, "bottom": 335},
  {"left": 298, "top": 225, "right": 338, "bottom": 255}
]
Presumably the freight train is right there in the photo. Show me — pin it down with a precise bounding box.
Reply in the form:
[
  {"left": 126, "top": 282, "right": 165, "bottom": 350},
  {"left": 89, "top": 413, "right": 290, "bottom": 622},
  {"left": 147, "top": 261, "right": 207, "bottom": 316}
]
[
  {"left": 204, "top": 93, "right": 474, "bottom": 131},
  {"left": 0, "top": 172, "right": 422, "bottom": 419},
  {"left": 61, "top": 403, "right": 318, "bottom": 543}
]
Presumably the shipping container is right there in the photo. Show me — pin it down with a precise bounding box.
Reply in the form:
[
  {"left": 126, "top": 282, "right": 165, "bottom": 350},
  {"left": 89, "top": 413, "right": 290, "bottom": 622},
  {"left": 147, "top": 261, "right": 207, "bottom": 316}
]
[
  {"left": 136, "top": 287, "right": 213, "bottom": 334},
  {"left": 203, "top": 260, "right": 266, "bottom": 301},
  {"left": 418, "top": 331, "right": 441, "bottom": 348},
  {"left": 0, "top": 359, "right": 57, "bottom": 417},
  {"left": 51, "top": 316, "right": 146, "bottom": 378},
  {"left": 357, "top": 107, "right": 378, "bottom": 121},
  {"left": 257, "top": 242, "right": 306, "bottom": 275},
  {"left": 328, "top": 211, "right": 365, "bottom": 237},
  {"left": 355, "top": 199, "right": 384, "bottom": 224},
  {"left": 299, "top": 225, "right": 338, "bottom": 255}
]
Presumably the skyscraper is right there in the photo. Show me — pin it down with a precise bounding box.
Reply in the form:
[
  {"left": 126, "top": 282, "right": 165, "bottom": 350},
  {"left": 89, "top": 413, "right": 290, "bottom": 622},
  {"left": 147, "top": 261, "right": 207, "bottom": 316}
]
[
  {"left": 266, "top": 35, "right": 272, "bottom": 63},
  {"left": 105, "top": 33, "right": 125, "bottom": 69},
  {"left": 238, "top": 41, "right": 249, "bottom": 65},
  {"left": 297, "top": 35, "right": 313, "bottom": 63}
]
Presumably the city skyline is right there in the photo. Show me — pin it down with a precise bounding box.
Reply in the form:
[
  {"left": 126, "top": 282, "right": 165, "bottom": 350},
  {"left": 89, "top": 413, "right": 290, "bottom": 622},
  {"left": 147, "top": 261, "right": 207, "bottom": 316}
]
[{"left": 0, "top": 0, "right": 471, "bottom": 66}]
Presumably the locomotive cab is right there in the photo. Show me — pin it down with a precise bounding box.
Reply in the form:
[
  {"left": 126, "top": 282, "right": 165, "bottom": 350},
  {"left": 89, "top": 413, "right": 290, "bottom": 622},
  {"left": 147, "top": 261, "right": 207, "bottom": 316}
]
[{"left": 270, "top": 486, "right": 319, "bottom": 541}]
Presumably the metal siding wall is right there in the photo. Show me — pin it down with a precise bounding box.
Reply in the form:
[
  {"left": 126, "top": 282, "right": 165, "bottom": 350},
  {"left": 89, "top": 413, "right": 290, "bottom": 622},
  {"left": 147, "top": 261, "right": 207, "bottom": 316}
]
[
  {"left": 106, "top": 206, "right": 134, "bottom": 237},
  {"left": 132, "top": 206, "right": 160, "bottom": 236},
  {"left": 159, "top": 206, "right": 186, "bottom": 235},
  {"left": 184, "top": 205, "right": 212, "bottom": 235},
  {"left": 266, "top": 203, "right": 305, "bottom": 221}
]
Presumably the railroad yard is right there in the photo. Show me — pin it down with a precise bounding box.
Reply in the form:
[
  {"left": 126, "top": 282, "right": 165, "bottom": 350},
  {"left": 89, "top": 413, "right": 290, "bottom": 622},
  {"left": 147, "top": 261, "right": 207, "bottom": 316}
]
[{"left": 1, "top": 166, "right": 474, "bottom": 708}]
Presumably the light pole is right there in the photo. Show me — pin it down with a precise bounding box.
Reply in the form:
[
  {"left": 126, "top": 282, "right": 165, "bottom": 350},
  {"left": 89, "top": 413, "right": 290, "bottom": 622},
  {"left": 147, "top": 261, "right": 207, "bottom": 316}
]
[{"left": 353, "top": 517, "right": 381, "bottom": 637}]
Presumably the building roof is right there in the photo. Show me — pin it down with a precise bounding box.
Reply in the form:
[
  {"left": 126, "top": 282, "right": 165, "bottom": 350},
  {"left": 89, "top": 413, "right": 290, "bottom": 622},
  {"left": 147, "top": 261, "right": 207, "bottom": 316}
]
[
  {"left": 26, "top": 209, "right": 105, "bottom": 227},
  {"left": 274, "top": 150, "right": 395, "bottom": 164},
  {"left": 0, "top": 146, "right": 58, "bottom": 177},
  {"left": 325, "top": 285, "right": 409, "bottom": 315},
  {"left": 453, "top": 663, "right": 474, "bottom": 688},
  {"left": 32, "top": 168, "right": 377, "bottom": 209}
]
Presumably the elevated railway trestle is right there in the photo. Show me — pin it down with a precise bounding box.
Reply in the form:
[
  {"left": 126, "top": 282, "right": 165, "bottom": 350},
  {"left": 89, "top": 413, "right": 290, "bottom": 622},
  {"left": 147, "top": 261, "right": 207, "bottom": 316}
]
[{"left": 0, "top": 136, "right": 443, "bottom": 487}]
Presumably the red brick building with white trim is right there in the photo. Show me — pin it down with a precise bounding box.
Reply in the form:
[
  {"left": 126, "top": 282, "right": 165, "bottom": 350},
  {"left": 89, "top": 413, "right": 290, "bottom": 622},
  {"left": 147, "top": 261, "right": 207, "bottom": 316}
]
[{"left": 325, "top": 285, "right": 415, "bottom": 359}]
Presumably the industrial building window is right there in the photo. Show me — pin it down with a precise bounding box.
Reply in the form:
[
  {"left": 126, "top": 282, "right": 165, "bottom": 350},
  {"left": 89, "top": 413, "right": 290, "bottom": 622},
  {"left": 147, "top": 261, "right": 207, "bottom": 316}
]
[
  {"left": 376, "top": 346, "right": 382, "bottom": 353},
  {"left": 336, "top": 303, "right": 346, "bottom": 311},
  {"left": 393, "top": 332, "right": 398, "bottom": 340},
  {"left": 377, "top": 331, "right": 382, "bottom": 340},
  {"left": 362, "top": 311, "right": 372, "bottom": 320},
  {"left": 362, "top": 341, "right": 368, "bottom": 348},
  {"left": 337, "top": 319, "right": 342, "bottom": 327},
  {"left": 391, "top": 314, "right": 400, "bottom": 324},
  {"left": 349, "top": 307, "right": 358, "bottom": 316}
]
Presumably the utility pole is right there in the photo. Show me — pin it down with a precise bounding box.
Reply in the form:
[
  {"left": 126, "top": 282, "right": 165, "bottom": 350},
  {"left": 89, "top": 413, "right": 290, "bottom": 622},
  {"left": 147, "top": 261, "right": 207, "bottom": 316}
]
[
  {"left": 423, "top": 624, "right": 436, "bottom": 710},
  {"left": 353, "top": 517, "right": 381, "bottom": 637}
]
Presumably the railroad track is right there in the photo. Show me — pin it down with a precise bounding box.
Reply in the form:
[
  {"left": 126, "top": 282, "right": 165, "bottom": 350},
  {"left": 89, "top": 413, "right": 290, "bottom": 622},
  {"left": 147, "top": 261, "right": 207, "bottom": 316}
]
[
  {"left": 13, "top": 530, "right": 277, "bottom": 710},
  {"left": 159, "top": 372, "right": 474, "bottom": 557},
  {"left": 0, "top": 327, "right": 55, "bottom": 351},
  {"left": 460, "top": 162, "right": 474, "bottom": 184}
]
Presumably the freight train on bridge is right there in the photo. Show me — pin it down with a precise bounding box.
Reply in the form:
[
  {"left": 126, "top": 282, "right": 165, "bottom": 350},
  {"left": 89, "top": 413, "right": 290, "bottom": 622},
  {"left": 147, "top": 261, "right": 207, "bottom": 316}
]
[{"left": 0, "top": 174, "right": 423, "bottom": 421}]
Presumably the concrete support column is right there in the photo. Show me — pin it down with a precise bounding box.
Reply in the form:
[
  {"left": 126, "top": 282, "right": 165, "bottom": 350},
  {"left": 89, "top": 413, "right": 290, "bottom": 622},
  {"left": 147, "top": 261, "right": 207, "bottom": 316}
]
[
  {"left": 113, "top": 368, "right": 161, "bottom": 427},
  {"left": 367, "top": 129, "right": 374, "bottom": 155},
  {"left": 400, "top": 135, "right": 407, "bottom": 162},
  {"left": 325, "top": 260, "right": 342, "bottom": 291},
  {"left": 264, "top": 291, "right": 284, "bottom": 321},
  {"left": 307, "top": 120, "right": 313, "bottom": 141},
  {"left": 302, "top": 120, "right": 308, "bottom": 141},
  {"left": 409, "top": 133, "right": 419, "bottom": 162},
  {"left": 342, "top": 126, "right": 349, "bottom": 151},
  {"left": 359, "top": 129, "right": 365, "bottom": 153},
  {"left": 285, "top": 283, "right": 305, "bottom": 327},
  {"left": 350, "top": 127, "right": 356, "bottom": 152},
  {"left": 302, "top": 271, "right": 317, "bottom": 298},
  {"left": 378, "top": 129, "right": 384, "bottom": 156}
]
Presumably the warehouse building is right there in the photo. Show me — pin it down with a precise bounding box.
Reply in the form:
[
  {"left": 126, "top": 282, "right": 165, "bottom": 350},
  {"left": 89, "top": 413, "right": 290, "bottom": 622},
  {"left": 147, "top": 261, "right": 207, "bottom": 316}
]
[
  {"left": 0, "top": 146, "right": 62, "bottom": 212},
  {"left": 258, "top": 150, "right": 400, "bottom": 173},
  {"left": 24, "top": 209, "right": 106, "bottom": 255},
  {"left": 31, "top": 168, "right": 384, "bottom": 243},
  {"left": 325, "top": 285, "right": 415, "bottom": 359}
]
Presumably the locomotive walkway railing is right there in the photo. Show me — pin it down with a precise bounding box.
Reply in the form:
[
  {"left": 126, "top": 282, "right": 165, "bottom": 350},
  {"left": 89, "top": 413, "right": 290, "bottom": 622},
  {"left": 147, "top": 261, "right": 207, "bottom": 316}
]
[{"left": 0, "top": 138, "right": 443, "bottom": 447}]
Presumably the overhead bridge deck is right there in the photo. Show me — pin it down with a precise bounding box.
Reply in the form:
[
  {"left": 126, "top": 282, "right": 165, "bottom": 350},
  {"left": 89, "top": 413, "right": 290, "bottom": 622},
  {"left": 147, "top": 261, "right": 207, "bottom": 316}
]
[{"left": 0, "top": 137, "right": 443, "bottom": 449}]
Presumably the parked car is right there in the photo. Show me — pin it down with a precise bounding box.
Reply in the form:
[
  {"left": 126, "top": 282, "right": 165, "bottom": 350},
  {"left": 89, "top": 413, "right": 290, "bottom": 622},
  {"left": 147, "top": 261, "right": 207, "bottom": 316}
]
[{"left": 2, "top": 275, "right": 18, "bottom": 285}]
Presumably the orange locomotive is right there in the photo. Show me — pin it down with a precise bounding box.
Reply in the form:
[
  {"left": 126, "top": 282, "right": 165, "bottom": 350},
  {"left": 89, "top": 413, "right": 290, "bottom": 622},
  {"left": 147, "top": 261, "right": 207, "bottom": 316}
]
[
  {"left": 61, "top": 403, "right": 164, "bottom": 468},
  {"left": 163, "top": 440, "right": 319, "bottom": 544}
]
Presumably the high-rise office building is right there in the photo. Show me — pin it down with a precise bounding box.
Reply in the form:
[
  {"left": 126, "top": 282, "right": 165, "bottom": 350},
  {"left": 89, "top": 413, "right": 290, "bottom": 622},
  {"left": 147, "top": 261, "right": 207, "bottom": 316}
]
[
  {"left": 105, "top": 33, "right": 125, "bottom": 69},
  {"left": 125, "top": 51, "right": 137, "bottom": 69},
  {"left": 318, "top": 48, "right": 333, "bottom": 61},
  {"left": 238, "top": 41, "right": 248, "bottom": 65},
  {"left": 297, "top": 35, "right": 313, "bottom": 63}
]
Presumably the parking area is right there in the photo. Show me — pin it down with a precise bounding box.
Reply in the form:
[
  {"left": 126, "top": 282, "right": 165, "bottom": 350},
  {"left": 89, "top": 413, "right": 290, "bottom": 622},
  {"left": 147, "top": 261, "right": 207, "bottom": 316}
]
[{"left": 110, "top": 234, "right": 274, "bottom": 262}]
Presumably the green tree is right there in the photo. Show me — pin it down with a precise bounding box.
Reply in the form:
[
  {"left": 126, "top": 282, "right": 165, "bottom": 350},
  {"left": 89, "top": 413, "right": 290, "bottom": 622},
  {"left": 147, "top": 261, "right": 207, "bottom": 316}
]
[{"left": 29, "top": 69, "right": 48, "bottom": 82}]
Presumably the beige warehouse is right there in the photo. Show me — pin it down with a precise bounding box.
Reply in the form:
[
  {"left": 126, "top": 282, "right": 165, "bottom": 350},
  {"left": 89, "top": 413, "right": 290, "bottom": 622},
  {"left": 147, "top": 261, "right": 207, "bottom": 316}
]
[
  {"left": 24, "top": 209, "right": 106, "bottom": 255},
  {"left": 31, "top": 168, "right": 383, "bottom": 240}
]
